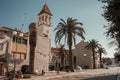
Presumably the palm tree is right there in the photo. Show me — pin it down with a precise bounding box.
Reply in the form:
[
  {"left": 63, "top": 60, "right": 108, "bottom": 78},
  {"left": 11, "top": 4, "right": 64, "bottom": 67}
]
[
  {"left": 29, "top": 23, "right": 37, "bottom": 73},
  {"left": 58, "top": 44, "right": 66, "bottom": 69},
  {"left": 98, "top": 47, "right": 107, "bottom": 68},
  {"left": 54, "top": 18, "right": 85, "bottom": 71},
  {"left": 85, "top": 39, "right": 101, "bottom": 69}
]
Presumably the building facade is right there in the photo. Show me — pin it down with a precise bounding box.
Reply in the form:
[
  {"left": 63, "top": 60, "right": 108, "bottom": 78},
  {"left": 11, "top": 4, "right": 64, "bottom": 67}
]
[
  {"left": 0, "top": 3, "right": 53, "bottom": 75},
  {"left": 0, "top": 27, "right": 29, "bottom": 75},
  {"left": 74, "top": 41, "right": 100, "bottom": 69},
  {"left": 33, "top": 3, "right": 52, "bottom": 72},
  {"left": 50, "top": 47, "right": 69, "bottom": 70}
]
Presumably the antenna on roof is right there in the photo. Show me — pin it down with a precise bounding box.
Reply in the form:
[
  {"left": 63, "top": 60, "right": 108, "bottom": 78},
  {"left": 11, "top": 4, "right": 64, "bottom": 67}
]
[{"left": 21, "top": 16, "right": 24, "bottom": 33}]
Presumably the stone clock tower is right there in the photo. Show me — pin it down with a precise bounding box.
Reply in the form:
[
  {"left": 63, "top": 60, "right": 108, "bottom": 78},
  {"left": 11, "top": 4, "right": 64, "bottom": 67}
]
[{"left": 34, "top": 3, "right": 52, "bottom": 72}]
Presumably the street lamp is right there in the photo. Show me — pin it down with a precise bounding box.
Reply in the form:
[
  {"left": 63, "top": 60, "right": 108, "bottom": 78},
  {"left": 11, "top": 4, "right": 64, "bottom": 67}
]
[{"left": 12, "top": 31, "right": 23, "bottom": 78}]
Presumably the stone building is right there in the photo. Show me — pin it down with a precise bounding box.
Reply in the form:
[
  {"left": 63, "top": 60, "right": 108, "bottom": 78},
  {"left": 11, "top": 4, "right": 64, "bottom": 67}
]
[
  {"left": 74, "top": 41, "right": 100, "bottom": 69},
  {"left": 50, "top": 48, "right": 69, "bottom": 70},
  {"left": 0, "top": 27, "right": 29, "bottom": 75},
  {"left": 0, "top": 3, "right": 53, "bottom": 75},
  {"left": 32, "top": 3, "right": 52, "bottom": 72}
]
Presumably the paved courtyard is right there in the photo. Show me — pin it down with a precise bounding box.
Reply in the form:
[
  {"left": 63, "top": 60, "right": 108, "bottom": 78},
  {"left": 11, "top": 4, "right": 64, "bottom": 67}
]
[
  {"left": 19, "top": 67, "right": 120, "bottom": 80},
  {"left": 0, "top": 67, "right": 120, "bottom": 80}
]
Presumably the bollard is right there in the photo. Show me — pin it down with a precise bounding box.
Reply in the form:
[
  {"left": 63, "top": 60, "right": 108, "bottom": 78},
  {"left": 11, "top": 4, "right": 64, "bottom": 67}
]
[{"left": 42, "top": 70, "right": 45, "bottom": 76}]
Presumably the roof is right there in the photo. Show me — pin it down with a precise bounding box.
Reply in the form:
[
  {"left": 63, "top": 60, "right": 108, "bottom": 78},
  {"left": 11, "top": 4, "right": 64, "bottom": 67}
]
[
  {"left": 0, "top": 27, "right": 28, "bottom": 35},
  {"left": 38, "top": 3, "right": 52, "bottom": 16},
  {"left": 0, "top": 27, "right": 11, "bottom": 32},
  {"left": 1, "top": 27, "right": 22, "bottom": 33},
  {"left": 51, "top": 48, "right": 61, "bottom": 53}
]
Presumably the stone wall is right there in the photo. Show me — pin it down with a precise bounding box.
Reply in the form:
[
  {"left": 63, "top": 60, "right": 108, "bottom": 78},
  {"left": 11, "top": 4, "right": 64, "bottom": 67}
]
[
  {"left": 34, "top": 34, "right": 50, "bottom": 72},
  {"left": 74, "top": 41, "right": 93, "bottom": 69}
]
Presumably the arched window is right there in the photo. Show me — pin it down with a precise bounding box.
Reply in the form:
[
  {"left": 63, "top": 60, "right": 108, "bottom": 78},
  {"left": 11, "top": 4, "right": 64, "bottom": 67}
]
[
  {"left": 39, "top": 17, "right": 41, "bottom": 21},
  {"left": 42, "top": 16, "right": 44, "bottom": 21},
  {"left": 49, "top": 17, "right": 51, "bottom": 22},
  {"left": 45, "top": 16, "right": 47, "bottom": 22}
]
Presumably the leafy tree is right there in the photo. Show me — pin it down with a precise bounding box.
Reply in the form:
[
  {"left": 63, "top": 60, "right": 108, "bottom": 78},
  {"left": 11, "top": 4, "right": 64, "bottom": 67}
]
[
  {"left": 29, "top": 23, "right": 37, "bottom": 73},
  {"left": 99, "top": 0, "right": 120, "bottom": 48},
  {"left": 85, "top": 39, "right": 101, "bottom": 69},
  {"left": 54, "top": 18, "right": 85, "bottom": 71},
  {"left": 98, "top": 47, "right": 107, "bottom": 68}
]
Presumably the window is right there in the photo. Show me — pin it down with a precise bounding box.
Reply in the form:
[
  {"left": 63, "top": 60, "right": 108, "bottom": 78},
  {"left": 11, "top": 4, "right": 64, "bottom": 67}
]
[
  {"left": 45, "top": 16, "right": 47, "bottom": 22},
  {"left": 12, "top": 36, "right": 20, "bottom": 43},
  {"left": 21, "top": 39, "right": 27, "bottom": 45},
  {"left": 17, "top": 37, "right": 22, "bottom": 43},
  {"left": 49, "top": 17, "right": 51, "bottom": 22},
  {"left": 0, "top": 43, "right": 3, "bottom": 51},
  {"left": 42, "top": 16, "right": 44, "bottom": 21},
  {"left": 12, "top": 36, "right": 16, "bottom": 42},
  {"left": 13, "top": 36, "right": 27, "bottom": 45},
  {"left": 39, "top": 17, "right": 41, "bottom": 21}
]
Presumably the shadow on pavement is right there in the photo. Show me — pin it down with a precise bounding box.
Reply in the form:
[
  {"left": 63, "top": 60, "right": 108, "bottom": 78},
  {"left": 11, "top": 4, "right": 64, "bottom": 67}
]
[{"left": 82, "top": 74, "right": 117, "bottom": 80}]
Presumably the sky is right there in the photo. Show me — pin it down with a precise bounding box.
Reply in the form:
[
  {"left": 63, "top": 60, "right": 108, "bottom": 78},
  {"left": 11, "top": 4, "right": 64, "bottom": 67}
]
[{"left": 0, "top": 0, "right": 117, "bottom": 58}]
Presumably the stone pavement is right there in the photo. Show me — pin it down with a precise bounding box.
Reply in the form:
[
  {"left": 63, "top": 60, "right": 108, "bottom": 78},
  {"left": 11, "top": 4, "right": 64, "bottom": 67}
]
[
  {"left": 18, "top": 67, "right": 120, "bottom": 80},
  {"left": 1, "top": 67, "right": 120, "bottom": 80}
]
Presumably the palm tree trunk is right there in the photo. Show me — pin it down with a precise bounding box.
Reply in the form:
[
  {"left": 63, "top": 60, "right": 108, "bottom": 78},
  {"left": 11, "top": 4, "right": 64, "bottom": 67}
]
[
  {"left": 92, "top": 48, "right": 96, "bottom": 69},
  {"left": 61, "top": 52, "right": 64, "bottom": 68},
  {"left": 56, "top": 61, "right": 59, "bottom": 74},
  {"left": 69, "top": 45, "right": 73, "bottom": 72},
  {"left": 99, "top": 53, "right": 102, "bottom": 68},
  {"left": 61, "top": 58, "right": 64, "bottom": 68}
]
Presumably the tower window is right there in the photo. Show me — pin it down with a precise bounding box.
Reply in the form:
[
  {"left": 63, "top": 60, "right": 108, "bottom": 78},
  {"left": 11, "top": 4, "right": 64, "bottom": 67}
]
[
  {"left": 0, "top": 43, "right": 3, "bottom": 51},
  {"left": 45, "top": 16, "right": 47, "bottom": 22},
  {"left": 49, "top": 17, "right": 51, "bottom": 22},
  {"left": 42, "top": 16, "right": 44, "bottom": 21},
  {"left": 39, "top": 17, "right": 41, "bottom": 21}
]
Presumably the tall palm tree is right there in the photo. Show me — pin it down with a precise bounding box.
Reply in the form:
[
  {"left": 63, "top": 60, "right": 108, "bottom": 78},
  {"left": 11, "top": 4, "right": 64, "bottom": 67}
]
[
  {"left": 54, "top": 18, "right": 85, "bottom": 71},
  {"left": 85, "top": 39, "right": 100, "bottom": 69},
  {"left": 98, "top": 47, "right": 107, "bottom": 68},
  {"left": 58, "top": 44, "right": 66, "bottom": 68},
  {"left": 29, "top": 23, "right": 37, "bottom": 73}
]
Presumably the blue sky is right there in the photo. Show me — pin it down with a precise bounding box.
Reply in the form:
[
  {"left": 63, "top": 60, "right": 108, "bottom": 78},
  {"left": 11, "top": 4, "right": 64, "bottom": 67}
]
[{"left": 0, "top": 0, "right": 116, "bottom": 58}]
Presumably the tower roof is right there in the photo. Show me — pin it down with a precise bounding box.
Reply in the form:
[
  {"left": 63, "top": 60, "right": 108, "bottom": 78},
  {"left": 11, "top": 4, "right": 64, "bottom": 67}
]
[{"left": 38, "top": 3, "right": 52, "bottom": 16}]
